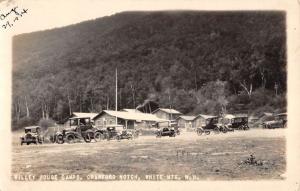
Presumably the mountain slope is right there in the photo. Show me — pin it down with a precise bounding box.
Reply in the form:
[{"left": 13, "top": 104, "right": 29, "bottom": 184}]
[{"left": 12, "top": 11, "right": 286, "bottom": 127}]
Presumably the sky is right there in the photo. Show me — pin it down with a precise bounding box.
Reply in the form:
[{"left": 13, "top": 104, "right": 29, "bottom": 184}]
[
  {"left": 0, "top": 0, "right": 292, "bottom": 36},
  {"left": 0, "top": 0, "right": 215, "bottom": 36}
]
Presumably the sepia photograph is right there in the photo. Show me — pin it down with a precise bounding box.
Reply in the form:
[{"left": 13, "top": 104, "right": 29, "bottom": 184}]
[{"left": 0, "top": 0, "right": 300, "bottom": 190}]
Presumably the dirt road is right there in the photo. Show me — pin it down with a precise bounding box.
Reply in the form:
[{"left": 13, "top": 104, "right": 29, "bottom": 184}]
[{"left": 11, "top": 128, "right": 286, "bottom": 181}]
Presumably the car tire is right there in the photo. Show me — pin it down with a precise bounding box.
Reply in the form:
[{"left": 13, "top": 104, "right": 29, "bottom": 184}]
[
  {"left": 221, "top": 127, "right": 228, "bottom": 133},
  {"left": 94, "top": 132, "right": 104, "bottom": 142},
  {"left": 116, "top": 135, "right": 121, "bottom": 141},
  {"left": 156, "top": 132, "right": 161, "bottom": 138},
  {"left": 66, "top": 134, "right": 76, "bottom": 143},
  {"left": 56, "top": 134, "right": 64, "bottom": 144},
  {"left": 197, "top": 129, "right": 203, "bottom": 136},
  {"left": 213, "top": 127, "right": 220, "bottom": 134},
  {"left": 83, "top": 132, "right": 93, "bottom": 143}
]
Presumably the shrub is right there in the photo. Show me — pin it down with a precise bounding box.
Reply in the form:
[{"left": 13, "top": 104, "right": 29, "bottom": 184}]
[{"left": 38, "top": 118, "right": 56, "bottom": 130}]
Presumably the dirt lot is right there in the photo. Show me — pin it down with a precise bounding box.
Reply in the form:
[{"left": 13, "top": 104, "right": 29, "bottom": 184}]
[{"left": 11, "top": 129, "right": 286, "bottom": 181}]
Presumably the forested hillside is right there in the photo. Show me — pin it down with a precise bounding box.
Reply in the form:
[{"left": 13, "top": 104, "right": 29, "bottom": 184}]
[{"left": 12, "top": 11, "right": 286, "bottom": 129}]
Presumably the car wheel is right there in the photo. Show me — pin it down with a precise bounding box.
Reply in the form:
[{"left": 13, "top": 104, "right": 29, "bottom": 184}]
[
  {"left": 27, "top": 142, "right": 30, "bottom": 145},
  {"left": 205, "top": 130, "right": 211, "bottom": 135},
  {"left": 197, "top": 129, "right": 203, "bottom": 136},
  {"left": 116, "top": 135, "right": 121, "bottom": 141},
  {"left": 221, "top": 127, "right": 228, "bottom": 133},
  {"left": 213, "top": 127, "right": 220, "bottom": 134},
  {"left": 156, "top": 132, "right": 161, "bottom": 138},
  {"left": 50, "top": 135, "right": 56, "bottom": 143},
  {"left": 56, "top": 134, "right": 64, "bottom": 144},
  {"left": 94, "top": 132, "right": 104, "bottom": 142},
  {"left": 66, "top": 134, "right": 75, "bottom": 144},
  {"left": 83, "top": 132, "right": 93, "bottom": 143},
  {"left": 20, "top": 141, "right": 23, "bottom": 146}
]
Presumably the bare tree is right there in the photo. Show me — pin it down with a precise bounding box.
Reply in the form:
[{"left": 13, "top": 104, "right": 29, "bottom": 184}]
[
  {"left": 130, "top": 83, "right": 136, "bottom": 108},
  {"left": 24, "top": 95, "right": 30, "bottom": 118},
  {"left": 240, "top": 80, "right": 253, "bottom": 98}
]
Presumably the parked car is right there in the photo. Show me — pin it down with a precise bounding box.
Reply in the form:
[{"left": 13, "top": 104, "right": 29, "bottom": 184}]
[
  {"left": 20, "top": 126, "right": 44, "bottom": 145},
  {"left": 116, "top": 130, "right": 134, "bottom": 140},
  {"left": 222, "top": 114, "right": 249, "bottom": 130},
  {"left": 105, "top": 125, "right": 124, "bottom": 140},
  {"left": 169, "top": 120, "right": 180, "bottom": 135},
  {"left": 262, "top": 113, "right": 287, "bottom": 129},
  {"left": 156, "top": 127, "right": 176, "bottom": 138},
  {"left": 127, "top": 129, "right": 140, "bottom": 139},
  {"left": 196, "top": 116, "right": 227, "bottom": 135},
  {"left": 54, "top": 117, "right": 97, "bottom": 144}
]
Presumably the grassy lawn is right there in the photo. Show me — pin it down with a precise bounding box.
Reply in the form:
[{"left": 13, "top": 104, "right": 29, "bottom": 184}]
[{"left": 11, "top": 129, "right": 286, "bottom": 181}]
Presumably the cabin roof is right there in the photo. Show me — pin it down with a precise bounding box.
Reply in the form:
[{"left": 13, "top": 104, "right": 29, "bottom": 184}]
[
  {"left": 152, "top": 108, "right": 182, "bottom": 114},
  {"left": 94, "top": 110, "right": 168, "bottom": 122},
  {"left": 224, "top": 114, "right": 248, "bottom": 119},
  {"left": 121, "top": 109, "right": 142, "bottom": 113},
  {"left": 177, "top": 115, "right": 196, "bottom": 121},
  {"left": 195, "top": 114, "right": 218, "bottom": 120},
  {"left": 71, "top": 112, "right": 99, "bottom": 119},
  {"left": 24, "top": 126, "right": 40, "bottom": 130}
]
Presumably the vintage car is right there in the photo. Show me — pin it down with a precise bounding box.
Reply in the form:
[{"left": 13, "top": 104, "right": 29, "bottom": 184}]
[
  {"left": 20, "top": 126, "right": 44, "bottom": 145},
  {"left": 105, "top": 125, "right": 125, "bottom": 140},
  {"left": 54, "top": 117, "right": 99, "bottom": 144},
  {"left": 168, "top": 120, "right": 180, "bottom": 135},
  {"left": 156, "top": 127, "right": 176, "bottom": 138},
  {"left": 222, "top": 114, "right": 249, "bottom": 130},
  {"left": 262, "top": 113, "right": 287, "bottom": 129},
  {"left": 196, "top": 116, "right": 228, "bottom": 135},
  {"left": 116, "top": 130, "right": 134, "bottom": 140}
]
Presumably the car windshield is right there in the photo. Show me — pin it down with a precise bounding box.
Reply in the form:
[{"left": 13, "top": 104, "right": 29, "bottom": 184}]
[
  {"left": 107, "top": 127, "right": 115, "bottom": 131},
  {"left": 70, "top": 119, "right": 78, "bottom": 126},
  {"left": 25, "top": 129, "right": 32, "bottom": 133},
  {"left": 25, "top": 128, "right": 37, "bottom": 133},
  {"left": 207, "top": 117, "right": 218, "bottom": 125},
  {"left": 79, "top": 118, "right": 88, "bottom": 125},
  {"left": 233, "top": 117, "right": 247, "bottom": 123}
]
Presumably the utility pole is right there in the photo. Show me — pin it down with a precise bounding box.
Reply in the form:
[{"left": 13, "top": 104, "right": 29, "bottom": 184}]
[
  {"left": 168, "top": 89, "right": 173, "bottom": 121},
  {"left": 115, "top": 67, "right": 118, "bottom": 124},
  {"left": 274, "top": 82, "right": 278, "bottom": 96}
]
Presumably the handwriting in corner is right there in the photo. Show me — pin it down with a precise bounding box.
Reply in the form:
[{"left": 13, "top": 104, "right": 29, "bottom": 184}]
[{"left": 0, "top": 6, "right": 28, "bottom": 30}]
